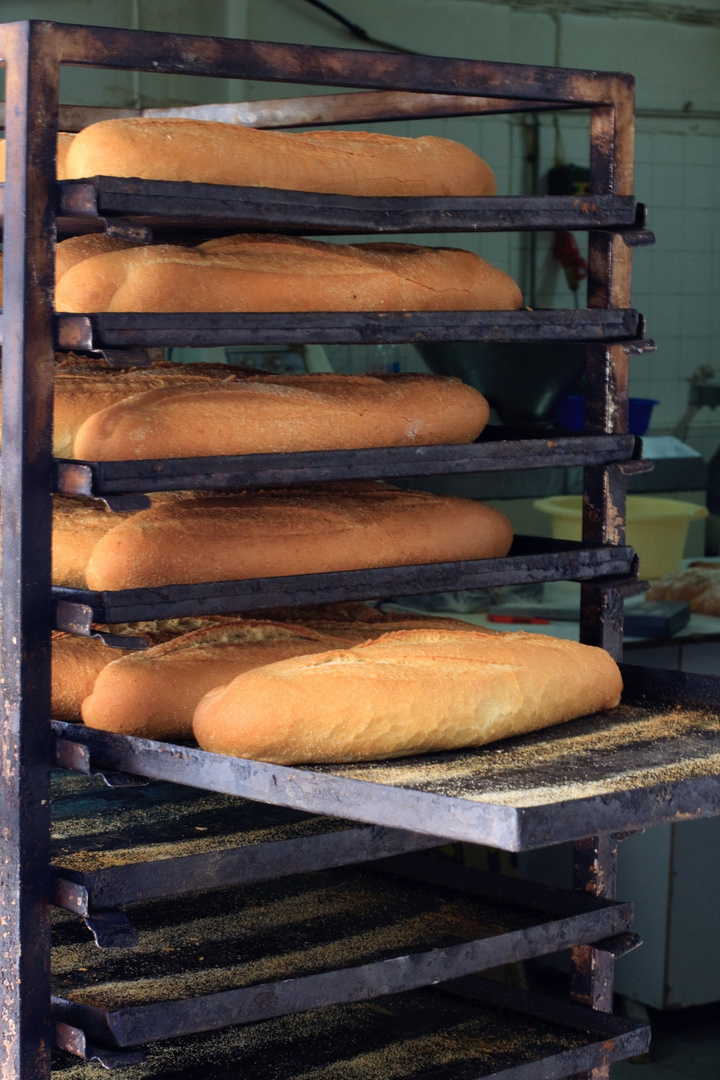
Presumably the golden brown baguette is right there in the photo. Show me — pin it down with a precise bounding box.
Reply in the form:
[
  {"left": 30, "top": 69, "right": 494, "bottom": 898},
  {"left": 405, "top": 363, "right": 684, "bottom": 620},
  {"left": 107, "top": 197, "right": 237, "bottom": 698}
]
[
  {"left": 193, "top": 628, "right": 623, "bottom": 764},
  {"left": 71, "top": 372, "right": 490, "bottom": 460},
  {"left": 54, "top": 234, "right": 523, "bottom": 314},
  {"left": 81, "top": 620, "right": 358, "bottom": 740},
  {"left": 74, "top": 483, "right": 513, "bottom": 591},
  {"left": 0, "top": 357, "right": 245, "bottom": 458},
  {"left": 55, "top": 234, "right": 138, "bottom": 283},
  {"left": 51, "top": 615, "right": 245, "bottom": 722},
  {"left": 64, "top": 118, "right": 496, "bottom": 197}
]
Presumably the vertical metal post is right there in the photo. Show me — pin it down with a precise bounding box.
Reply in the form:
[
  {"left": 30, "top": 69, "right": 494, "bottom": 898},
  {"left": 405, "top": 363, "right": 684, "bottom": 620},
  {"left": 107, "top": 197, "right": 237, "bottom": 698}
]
[
  {"left": 582, "top": 90, "right": 635, "bottom": 653},
  {"left": 0, "top": 20, "right": 60, "bottom": 1080},
  {"left": 570, "top": 834, "right": 620, "bottom": 1080}
]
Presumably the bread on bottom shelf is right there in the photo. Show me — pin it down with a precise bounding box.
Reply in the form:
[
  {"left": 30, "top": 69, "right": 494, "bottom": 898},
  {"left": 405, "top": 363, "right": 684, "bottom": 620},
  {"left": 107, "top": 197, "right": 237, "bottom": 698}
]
[
  {"left": 54, "top": 234, "right": 523, "bottom": 314},
  {"left": 192, "top": 628, "right": 623, "bottom": 764},
  {"left": 71, "top": 372, "right": 490, "bottom": 461},
  {"left": 80, "top": 610, "right": 496, "bottom": 739},
  {"left": 50, "top": 483, "right": 513, "bottom": 591}
]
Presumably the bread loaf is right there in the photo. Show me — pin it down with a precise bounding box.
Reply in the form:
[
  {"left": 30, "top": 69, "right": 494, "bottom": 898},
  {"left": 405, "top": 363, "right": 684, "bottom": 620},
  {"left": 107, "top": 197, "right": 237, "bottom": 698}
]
[
  {"left": 51, "top": 615, "right": 242, "bottom": 722},
  {"left": 71, "top": 372, "right": 490, "bottom": 461},
  {"left": 64, "top": 118, "right": 496, "bottom": 197},
  {"left": 55, "top": 234, "right": 139, "bottom": 283},
  {"left": 645, "top": 563, "right": 720, "bottom": 615},
  {"left": 0, "top": 356, "right": 248, "bottom": 457},
  {"left": 54, "top": 234, "right": 523, "bottom": 314},
  {"left": 73, "top": 483, "right": 512, "bottom": 591},
  {"left": 193, "top": 628, "right": 623, "bottom": 764},
  {"left": 82, "top": 619, "right": 357, "bottom": 740}
]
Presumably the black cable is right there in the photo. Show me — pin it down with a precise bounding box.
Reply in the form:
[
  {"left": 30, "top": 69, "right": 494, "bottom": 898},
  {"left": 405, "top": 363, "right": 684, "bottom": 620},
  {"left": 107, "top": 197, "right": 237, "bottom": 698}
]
[{"left": 297, "top": 0, "right": 422, "bottom": 54}]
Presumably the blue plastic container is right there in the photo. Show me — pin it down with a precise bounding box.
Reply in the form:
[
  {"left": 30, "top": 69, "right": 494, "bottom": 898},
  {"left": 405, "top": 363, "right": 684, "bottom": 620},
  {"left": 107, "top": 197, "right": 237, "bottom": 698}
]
[{"left": 556, "top": 395, "right": 658, "bottom": 436}]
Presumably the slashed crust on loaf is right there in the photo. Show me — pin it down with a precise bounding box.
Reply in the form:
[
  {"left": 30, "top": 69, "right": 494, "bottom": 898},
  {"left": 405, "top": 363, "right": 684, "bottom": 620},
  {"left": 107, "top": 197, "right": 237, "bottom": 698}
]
[
  {"left": 64, "top": 118, "right": 496, "bottom": 197},
  {"left": 81, "top": 619, "right": 355, "bottom": 740},
  {"left": 51, "top": 615, "right": 237, "bottom": 722},
  {"left": 71, "top": 372, "right": 490, "bottom": 460},
  {"left": 54, "top": 234, "right": 523, "bottom": 314},
  {"left": 193, "top": 629, "right": 623, "bottom": 764},
  {"left": 80, "top": 482, "right": 513, "bottom": 591}
]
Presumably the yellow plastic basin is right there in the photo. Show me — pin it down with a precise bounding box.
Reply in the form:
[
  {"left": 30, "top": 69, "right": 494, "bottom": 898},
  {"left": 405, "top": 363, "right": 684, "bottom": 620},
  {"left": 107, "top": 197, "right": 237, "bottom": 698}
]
[{"left": 533, "top": 495, "right": 708, "bottom": 580}]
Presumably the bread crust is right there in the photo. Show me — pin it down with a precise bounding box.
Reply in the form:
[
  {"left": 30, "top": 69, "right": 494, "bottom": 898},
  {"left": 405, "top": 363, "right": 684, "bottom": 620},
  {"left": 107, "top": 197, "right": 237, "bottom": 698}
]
[
  {"left": 71, "top": 372, "right": 490, "bottom": 460},
  {"left": 193, "top": 629, "right": 623, "bottom": 764},
  {"left": 81, "top": 620, "right": 355, "bottom": 740},
  {"left": 64, "top": 118, "right": 496, "bottom": 197},
  {"left": 54, "top": 235, "right": 523, "bottom": 314}
]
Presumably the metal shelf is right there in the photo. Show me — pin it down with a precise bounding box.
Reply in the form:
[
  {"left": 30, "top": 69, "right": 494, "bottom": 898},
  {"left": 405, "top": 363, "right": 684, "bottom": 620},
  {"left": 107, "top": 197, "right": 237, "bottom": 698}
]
[
  {"left": 44, "top": 308, "right": 645, "bottom": 352},
  {"left": 45, "top": 180, "right": 646, "bottom": 238},
  {"left": 52, "top": 976, "right": 650, "bottom": 1075},
  {"left": 52, "top": 665, "right": 720, "bottom": 853},
  {"left": 54, "top": 434, "right": 640, "bottom": 498},
  {"left": 51, "top": 854, "right": 634, "bottom": 1050},
  {"left": 52, "top": 536, "right": 639, "bottom": 629},
  {"left": 50, "top": 772, "right": 438, "bottom": 947}
]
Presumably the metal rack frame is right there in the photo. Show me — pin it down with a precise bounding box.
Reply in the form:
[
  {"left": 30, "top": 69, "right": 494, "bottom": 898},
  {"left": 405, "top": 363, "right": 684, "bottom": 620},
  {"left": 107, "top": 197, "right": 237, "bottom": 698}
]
[{"left": 1, "top": 19, "right": 714, "bottom": 1080}]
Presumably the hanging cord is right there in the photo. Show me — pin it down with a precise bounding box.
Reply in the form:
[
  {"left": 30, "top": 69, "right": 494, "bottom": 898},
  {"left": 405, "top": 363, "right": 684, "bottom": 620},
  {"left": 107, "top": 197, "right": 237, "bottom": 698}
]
[{"left": 296, "top": 0, "right": 422, "bottom": 54}]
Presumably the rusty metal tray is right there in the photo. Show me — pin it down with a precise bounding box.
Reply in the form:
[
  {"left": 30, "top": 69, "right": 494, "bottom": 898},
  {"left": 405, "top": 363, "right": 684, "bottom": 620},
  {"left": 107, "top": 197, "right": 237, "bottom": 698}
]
[
  {"left": 50, "top": 772, "right": 438, "bottom": 948},
  {"left": 51, "top": 537, "right": 638, "bottom": 628},
  {"left": 52, "top": 975, "right": 650, "bottom": 1075},
  {"left": 50, "top": 853, "right": 634, "bottom": 1050},
  {"left": 46, "top": 308, "right": 645, "bottom": 352},
  {"left": 52, "top": 665, "right": 720, "bottom": 853},
  {"left": 54, "top": 434, "right": 639, "bottom": 499},
  {"left": 43, "top": 179, "right": 643, "bottom": 237}
]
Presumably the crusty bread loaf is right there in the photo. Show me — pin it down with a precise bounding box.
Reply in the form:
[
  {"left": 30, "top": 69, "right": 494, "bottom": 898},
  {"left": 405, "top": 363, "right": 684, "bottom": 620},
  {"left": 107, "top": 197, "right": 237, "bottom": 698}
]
[
  {"left": 82, "top": 620, "right": 358, "bottom": 740},
  {"left": 0, "top": 132, "right": 74, "bottom": 182},
  {"left": 51, "top": 615, "right": 243, "bottom": 722},
  {"left": 54, "top": 234, "right": 523, "bottom": 314},
  {"left": 645, "top": 563, "right": 720, "bottom": 615},
  {"left": 55, "top": 234, "right": 138, "bottom": 283},
  {"left": 71, "top": 372, "right": 490, "bottom": 461},
  {"left": 0, "top": 356, "right": 246, "bottom": 458},
  {"left": 64, "top": 118, "right": 496, "bottom": 198},
  {"left": 193, "top": 628, "right": 623, "bottom": 764},
  {"left": 73, "top": 482, "right": 512, "bottom": 591}
]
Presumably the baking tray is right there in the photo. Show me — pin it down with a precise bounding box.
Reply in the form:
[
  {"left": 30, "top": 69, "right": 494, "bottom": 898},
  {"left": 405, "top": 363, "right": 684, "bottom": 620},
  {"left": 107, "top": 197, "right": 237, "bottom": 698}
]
[
  {"left": 45, "top": 179, "right": 644, "bottom": 237},
  {"left": 46, "top": 309, "right": 644, "bottom": 352},
  {"left": 50, "top": 853, "right": 634, "bottom": 1049},
  {"left": 54, "top": 434, "right": 640, "bottom": 498},
  {"left": 52, "top": 665, "right": 720, "bottom": 853},
  {"left": 50, "top": 772, "right": 438, "bottom": 946},
  {"left": 52, "top": 975, "right": 650, "bottom": 1076},
  {"left": 52, "top": 537, "right": 639, "bottom": 628}
]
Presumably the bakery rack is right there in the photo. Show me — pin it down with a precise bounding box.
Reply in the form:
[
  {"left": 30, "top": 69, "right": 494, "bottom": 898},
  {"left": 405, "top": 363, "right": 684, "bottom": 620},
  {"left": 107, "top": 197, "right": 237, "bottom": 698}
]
[{"left": 2, "top": 18, "right": 720, "bottom": 1080}]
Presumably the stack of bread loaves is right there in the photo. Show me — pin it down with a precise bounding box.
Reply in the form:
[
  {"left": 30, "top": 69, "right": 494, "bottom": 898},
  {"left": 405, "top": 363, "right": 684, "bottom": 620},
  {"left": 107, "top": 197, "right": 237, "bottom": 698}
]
[{"left": 40, "top": 119, "right": 618, "bottom": 769}]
